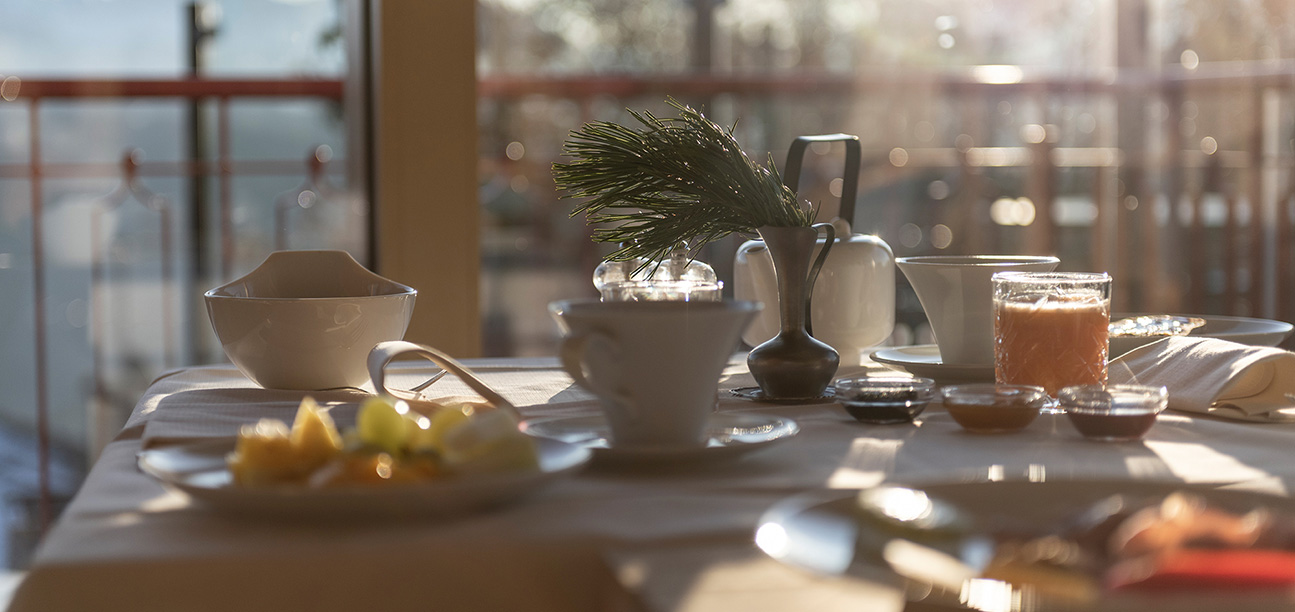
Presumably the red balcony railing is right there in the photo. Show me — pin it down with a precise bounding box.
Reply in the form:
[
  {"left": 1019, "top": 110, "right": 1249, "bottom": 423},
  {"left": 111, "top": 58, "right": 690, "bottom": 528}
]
[{"left": 6, "top": 65, "right": 1295, "bottom": 536}]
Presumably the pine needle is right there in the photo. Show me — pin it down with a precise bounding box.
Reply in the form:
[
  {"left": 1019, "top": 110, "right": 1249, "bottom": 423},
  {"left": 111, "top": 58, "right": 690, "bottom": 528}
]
[{"left": 552, "top": 98, "right": 815, "bottom": 264}]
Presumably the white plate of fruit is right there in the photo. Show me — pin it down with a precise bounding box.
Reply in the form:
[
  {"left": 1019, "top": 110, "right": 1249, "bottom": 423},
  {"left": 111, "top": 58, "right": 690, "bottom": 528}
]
[{"left": 138, "top": 395, "right": 591, "bottom": 520}]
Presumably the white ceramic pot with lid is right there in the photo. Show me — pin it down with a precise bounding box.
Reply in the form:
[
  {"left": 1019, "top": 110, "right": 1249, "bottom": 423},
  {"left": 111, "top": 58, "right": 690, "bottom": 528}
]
[
  {"left": 735, "top": 218, "right": 894, "bottom": 366},
  {"left": 733, "top": 135, "right": 895, "bottom": 366}
]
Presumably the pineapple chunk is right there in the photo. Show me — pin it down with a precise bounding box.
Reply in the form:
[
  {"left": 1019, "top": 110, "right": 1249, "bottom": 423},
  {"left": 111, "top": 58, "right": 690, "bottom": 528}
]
[
  {"left": 290, "top": 397, "right": 343, "bottom": 466},
  {"left": 227, "top": 397, "right": 344, "bottom": 486},
  {"left": 227, "top": 419, "right": 302, "bottom": 486}
]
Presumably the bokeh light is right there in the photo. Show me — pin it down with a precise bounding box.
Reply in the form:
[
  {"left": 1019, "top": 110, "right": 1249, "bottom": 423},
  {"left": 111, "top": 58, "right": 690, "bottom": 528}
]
[
  {"left": 914, "top": 121, "right": 935, "bottom": 142},
  {"left": 0, "top": 76, "right": 20, "bottom": 102},
  {"left": 972, "top": 65, "right": 1023, "bottom": 85},
  {"left": 930, "top": 224, "right": 953, "bottom": 249},
  {"left": 927, "top": 180, "right": 950, "bottom": 200},
  {"left": 990, "top": 198, "right": 1036, "bottom": 226},
  {"left": 506, "top": 141, "right": 525, "bottom": 161},
  {"left": 1021, "top": 124, "right": 1046, "bottom": 144},
  {"left": 898, "top": 223, "right": 922, "bottom": 248}
]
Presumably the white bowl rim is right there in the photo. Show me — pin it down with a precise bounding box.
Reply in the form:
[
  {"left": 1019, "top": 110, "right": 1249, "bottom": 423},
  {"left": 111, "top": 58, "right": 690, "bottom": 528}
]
[
  {"left": 896, "top": 255, "right": 1061, "bottom": 266},
  {"left": 203, "top": 287, "right": 416, "bottom": 300}
]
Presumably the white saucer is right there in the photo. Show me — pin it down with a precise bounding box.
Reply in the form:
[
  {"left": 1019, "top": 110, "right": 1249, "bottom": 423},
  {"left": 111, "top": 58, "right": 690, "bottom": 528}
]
[
  {"left": 870, "top": 345, "right": 994, "bottom": 383},
  {"left": 1109, "top": 313, "right": 1294, "bottom": 356},
  {"left": 520, "top": 412, "right": 799, "bottom": 466}
]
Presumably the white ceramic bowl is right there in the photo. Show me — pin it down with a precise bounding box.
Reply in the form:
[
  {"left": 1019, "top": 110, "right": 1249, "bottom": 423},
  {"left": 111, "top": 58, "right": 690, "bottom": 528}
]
[
  {"left": 896, "top": 255, "right": 1060, "bottom": 367},
  {"left": 205, "top": 250, "right": 416, "bottom": 390}
]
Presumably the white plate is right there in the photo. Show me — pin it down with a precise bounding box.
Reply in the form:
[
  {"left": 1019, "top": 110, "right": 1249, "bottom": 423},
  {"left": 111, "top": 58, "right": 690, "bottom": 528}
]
[
  {"left": 757, "top": 480, "right": 1295, "bottom": 611},
  {"left": 520, "top": 412, "right": 799, "bottom": 466},
  {"left": 870, "top": 345, "right": 994, "bottom": 383},
  {"left": 1110, "top": 313, "right": 1294, "bottom": 357},
  {"left": 137, "top": 437, "right": 590, "bottom": 520}
]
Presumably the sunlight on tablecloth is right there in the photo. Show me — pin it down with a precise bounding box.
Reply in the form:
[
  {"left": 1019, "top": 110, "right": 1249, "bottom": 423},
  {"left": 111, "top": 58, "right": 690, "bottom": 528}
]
[
  {"left": 1144, "top": 440, "right": 1277, "bottom": 483},
  {"left": 827, "top": 438, "right": 901, "bottom": 488}
]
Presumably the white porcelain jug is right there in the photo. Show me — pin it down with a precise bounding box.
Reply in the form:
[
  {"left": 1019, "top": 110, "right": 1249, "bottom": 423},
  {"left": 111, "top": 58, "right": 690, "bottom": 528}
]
[
  {"left": 735, "top": 218, "right": 894, "bottom": 366},
  {"left": 733, "top": 134, "right": 895, "bottom": 366}
]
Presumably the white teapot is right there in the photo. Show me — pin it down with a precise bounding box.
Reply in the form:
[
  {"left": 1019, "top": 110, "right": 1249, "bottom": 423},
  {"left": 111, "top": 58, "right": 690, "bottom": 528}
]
[
  {"left": 733, "top": 133, "right": 895, "bottom": 366},
  {"left": 734, "top": 217, "right": 894, "bottom": 366}
]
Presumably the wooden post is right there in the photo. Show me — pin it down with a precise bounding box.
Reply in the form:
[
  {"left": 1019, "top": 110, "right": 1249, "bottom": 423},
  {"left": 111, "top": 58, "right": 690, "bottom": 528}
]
[{"left": 371, "top": 1, "right": 481, "bottom": 355}]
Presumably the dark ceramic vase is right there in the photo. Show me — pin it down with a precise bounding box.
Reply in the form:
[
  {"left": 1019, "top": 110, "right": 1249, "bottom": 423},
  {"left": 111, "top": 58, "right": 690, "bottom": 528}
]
[{"left": 746, "top": 224, "right": 840, "bottom": 399}]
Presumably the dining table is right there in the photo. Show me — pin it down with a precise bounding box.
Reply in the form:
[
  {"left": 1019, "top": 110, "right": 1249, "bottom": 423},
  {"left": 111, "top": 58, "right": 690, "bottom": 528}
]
[{"left": 9, "top": 352, "right": 1295, "bottom": 612}]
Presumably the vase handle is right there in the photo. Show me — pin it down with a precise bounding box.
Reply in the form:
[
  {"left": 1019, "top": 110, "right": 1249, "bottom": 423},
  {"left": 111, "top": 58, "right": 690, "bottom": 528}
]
[{"left": 805, "top": 222, "right": 835, "bottom": 336}]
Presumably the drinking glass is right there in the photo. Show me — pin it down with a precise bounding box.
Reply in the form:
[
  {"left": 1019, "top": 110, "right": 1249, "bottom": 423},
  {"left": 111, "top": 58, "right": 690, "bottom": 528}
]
[{"left": 992, "top": 272, "right": 1111, "bottom": 407}]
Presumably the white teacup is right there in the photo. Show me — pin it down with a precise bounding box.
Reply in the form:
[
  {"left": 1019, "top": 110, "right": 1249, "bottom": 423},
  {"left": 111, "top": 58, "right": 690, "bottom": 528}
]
[
  {"left": 896, "top": 255, "right": 1059, "bottom": 366},
  {"left": 548, "top": 299, "right": 761, "bottom": 448}
]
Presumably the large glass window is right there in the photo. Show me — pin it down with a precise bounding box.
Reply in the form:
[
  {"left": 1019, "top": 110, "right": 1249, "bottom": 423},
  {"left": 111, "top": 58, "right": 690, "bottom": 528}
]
[
  {"left": 477, "top": 0, "right": 1295, "bottom": 355},
  {"left": 0, "top": 0, "right": 362, "bottom": 568},
  {"left": 4, "top": 0, "right": 1295, "bottom": 571}
]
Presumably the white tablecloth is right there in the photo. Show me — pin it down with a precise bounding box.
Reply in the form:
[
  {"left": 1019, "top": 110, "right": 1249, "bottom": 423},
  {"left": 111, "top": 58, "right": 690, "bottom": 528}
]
[{"left": 10, "top": 357, "right": 1295, "bottom": 612}]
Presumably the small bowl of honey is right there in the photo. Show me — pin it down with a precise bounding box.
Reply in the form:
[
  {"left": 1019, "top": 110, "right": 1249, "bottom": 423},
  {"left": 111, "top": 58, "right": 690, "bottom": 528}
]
[
  {"left": 940, "top": 384, "right": 1049, "bottom": 433},
  {"left": 1058, "top": 384, "right": 1167, "bottom": 442}
]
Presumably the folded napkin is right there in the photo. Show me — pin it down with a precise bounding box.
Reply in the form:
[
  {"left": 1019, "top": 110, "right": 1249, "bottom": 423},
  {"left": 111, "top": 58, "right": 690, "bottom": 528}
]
[{"left": 1109, "top": 336, "right": 1295, "bottom": 422}]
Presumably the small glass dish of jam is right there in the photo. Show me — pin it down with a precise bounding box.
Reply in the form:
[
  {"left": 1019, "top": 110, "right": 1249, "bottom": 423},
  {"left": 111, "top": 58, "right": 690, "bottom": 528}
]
[
  {"left": 1058, "top": 384, "right": 1168, "bottom": 442},
  {"left": 940, "top": 384, "right": 1049, "bottom": 433},
  {"left": 834, "top": 376, "right": 936, "bottom": 424}
]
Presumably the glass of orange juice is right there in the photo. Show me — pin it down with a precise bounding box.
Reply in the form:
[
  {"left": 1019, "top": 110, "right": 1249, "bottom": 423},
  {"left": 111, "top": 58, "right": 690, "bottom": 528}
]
[{"left": 992, "top": 272, "right": 1111, "bottom": 410}]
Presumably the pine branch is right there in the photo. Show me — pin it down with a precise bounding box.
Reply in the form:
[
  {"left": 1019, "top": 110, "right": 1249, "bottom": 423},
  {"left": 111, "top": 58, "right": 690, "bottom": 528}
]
[{"left": 552, "top": 98, "right": 815, "bottom": 264}]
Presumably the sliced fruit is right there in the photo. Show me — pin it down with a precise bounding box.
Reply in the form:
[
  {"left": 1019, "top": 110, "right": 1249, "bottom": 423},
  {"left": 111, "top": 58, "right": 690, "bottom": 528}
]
[
  {"left": 229, "top": 396, "right": 536, "bottom": 488},
  {"left": 357, "top": 396, "right": 411, "bottom": 454},
  {"left": 290, "top": 396, "right": 343, "bottom": 468},
  {"left": 307, "top": 451, "right": 443, "bottom": 487},
  {"left": 396, "top": 453, "right": 443, "bottom": 480},
  {"left": 228, "top": 419, "right": 303, "bottom": 486},
  {"left": 309, "top": 452, "right": 397, "bottom": 487}
]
